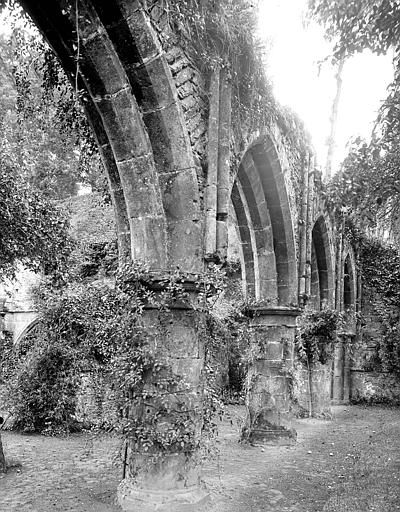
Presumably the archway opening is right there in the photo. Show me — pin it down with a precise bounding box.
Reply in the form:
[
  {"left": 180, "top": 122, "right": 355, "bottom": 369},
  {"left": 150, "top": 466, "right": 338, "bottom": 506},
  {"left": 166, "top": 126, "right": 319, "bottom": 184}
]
[
  {"left": 343, "top": 255, "right": 354, "bottom": 312},
  {"left": 310, "top": 216, "right": 332, "bottom": 310}
]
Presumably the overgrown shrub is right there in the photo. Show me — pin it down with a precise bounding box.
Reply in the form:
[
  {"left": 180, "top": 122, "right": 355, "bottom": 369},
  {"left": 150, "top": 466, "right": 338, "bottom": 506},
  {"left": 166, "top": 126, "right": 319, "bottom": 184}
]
[{"left": 4, "top": 263, "right": 227, "bottom": 456}]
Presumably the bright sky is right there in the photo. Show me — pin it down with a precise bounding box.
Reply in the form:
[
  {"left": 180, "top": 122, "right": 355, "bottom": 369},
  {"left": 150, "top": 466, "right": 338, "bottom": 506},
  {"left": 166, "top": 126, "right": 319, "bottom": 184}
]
[{"left": 258, "top": 0, "right": 394, "bottom": 174}]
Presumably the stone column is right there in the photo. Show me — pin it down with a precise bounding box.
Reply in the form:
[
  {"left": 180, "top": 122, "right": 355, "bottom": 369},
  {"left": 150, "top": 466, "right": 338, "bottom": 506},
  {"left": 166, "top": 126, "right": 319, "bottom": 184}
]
[
  {"left": 343, "top": 337, "right": 351, "bottom": 403},
  {"left": 331, "top": 332, "right": 353, "bottom": 404},
  {"left": 117, "top": 282, "right": 210, "bottom": 512},
  {"left": 243, "top": 307, "right": 300, "bottom": 444},
  {"left": 331, "top": 340, "right": 344, "bottom": 403}
]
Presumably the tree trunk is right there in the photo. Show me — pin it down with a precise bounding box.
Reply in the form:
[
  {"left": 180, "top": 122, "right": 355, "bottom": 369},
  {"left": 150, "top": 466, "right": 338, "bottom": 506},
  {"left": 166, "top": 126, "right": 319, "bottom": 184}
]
[
  {"left": 0, "top": 432, "right": 6, "bottom": 472},
  {"left": 325, "top": 56, "right": 345, "bottom": 180}
]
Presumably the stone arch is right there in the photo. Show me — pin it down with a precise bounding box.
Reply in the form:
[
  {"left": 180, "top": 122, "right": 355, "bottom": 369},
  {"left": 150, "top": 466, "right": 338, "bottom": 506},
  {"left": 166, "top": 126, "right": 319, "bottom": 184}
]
[
  {"left": 14, "top": 315, "right": 40, "bottom": 346},
  {"left": 310, "top": 215, "right": 334, "bottom": 309},
  {"left": 19, "top": 0, "right": 202, "bottom": 271},
  {"left": 230, "top": 136, "right": 297, "bottom": 305}
]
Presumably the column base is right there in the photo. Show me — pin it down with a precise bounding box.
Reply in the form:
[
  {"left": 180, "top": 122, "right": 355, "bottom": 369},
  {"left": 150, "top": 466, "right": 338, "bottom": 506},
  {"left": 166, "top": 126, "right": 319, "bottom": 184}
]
[
  {"left": 117, "top": 481, "right": 210, "bottom": 512},
  {"left": 247, "top": 425, "right": 297, "bottom": 445},
  {"left": 331, "top": 399, "right": 350, "bottom": 405}
]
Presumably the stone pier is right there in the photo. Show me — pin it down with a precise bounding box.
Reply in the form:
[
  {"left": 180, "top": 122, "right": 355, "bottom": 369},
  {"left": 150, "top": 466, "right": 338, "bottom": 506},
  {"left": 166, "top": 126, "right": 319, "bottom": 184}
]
[
  {"left": 117, "top": 283, "right": 210, "bottom": 512},
  {"left": 244, "top": 307, "right": 300, "bottom": 444}
]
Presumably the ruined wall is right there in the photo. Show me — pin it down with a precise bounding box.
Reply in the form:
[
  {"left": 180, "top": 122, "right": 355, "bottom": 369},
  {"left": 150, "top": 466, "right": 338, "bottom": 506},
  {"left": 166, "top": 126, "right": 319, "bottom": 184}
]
[{"left": 350, "top": 285, "right": 400, "bottom": 403}]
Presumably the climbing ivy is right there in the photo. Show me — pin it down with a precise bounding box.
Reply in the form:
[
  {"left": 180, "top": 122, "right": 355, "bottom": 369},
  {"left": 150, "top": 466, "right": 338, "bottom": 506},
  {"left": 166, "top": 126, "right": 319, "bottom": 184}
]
[
  {"left": 346, "top": 223, "right": 400, "bottom": 374},
  {"left": 296, "top": 308, "right": 342, "bottom": 365}
]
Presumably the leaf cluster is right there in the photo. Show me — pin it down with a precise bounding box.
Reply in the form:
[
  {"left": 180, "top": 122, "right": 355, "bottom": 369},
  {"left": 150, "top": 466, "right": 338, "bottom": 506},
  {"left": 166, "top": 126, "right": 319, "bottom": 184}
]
[
  {"left": 0, "top": 3, "right": 105, "bottom": 199},
  {"left": 158, "top": 0, "right": 312, "bottom": 162},
  {"left": 308, "top": 0, "right": 400, "bottom": 61},
  {"left": 345, "top": 223, "right": 400, "bottom": 374},
  {"left": 0, "top": 161, "right": 73, "bottom": 281}
]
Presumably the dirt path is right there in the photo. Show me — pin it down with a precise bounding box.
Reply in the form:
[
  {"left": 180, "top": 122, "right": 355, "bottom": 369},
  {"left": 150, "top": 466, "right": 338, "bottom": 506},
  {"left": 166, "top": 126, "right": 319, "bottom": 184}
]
[{"left": 1, "top": 405, "right": 399, "bottom": 511}]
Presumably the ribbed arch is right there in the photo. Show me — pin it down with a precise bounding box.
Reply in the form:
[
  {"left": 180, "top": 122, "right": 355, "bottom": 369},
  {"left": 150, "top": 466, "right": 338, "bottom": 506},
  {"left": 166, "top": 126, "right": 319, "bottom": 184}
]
[
  {"left": 230, "top": 137, "right": 297, "bottom": 306},
  {"left": 19, "top": 0, "right": 202, "bottom": 271}
]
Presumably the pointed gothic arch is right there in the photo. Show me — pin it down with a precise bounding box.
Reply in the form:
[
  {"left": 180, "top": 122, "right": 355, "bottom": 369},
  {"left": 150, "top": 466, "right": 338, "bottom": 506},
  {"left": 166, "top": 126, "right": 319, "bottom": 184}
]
[
  {"left": 310, "top": 215, "right": 334, "bottom": 309},
  {"left": 230, "top": 136, "right": 297, "bottom": 306}
]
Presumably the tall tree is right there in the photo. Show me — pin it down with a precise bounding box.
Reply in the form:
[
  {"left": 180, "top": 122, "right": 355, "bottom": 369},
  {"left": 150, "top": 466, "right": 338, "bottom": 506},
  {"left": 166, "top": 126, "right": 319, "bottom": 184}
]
[
  {"left": 325, "top": 56, "right": 345, "bottom": 179},
  {"left": 309, "top": 0, "right": 400, "bottom": 238}
]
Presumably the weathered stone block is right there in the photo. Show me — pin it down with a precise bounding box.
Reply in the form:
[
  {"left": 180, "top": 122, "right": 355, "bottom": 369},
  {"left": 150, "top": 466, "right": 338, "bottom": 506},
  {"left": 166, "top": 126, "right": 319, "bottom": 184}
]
[
  {"left": 166, "top": 219, "right": 203, "bottom": 272},
  {"left": 129, "top": 216, "right": 167, "bottom": 268},
  {"left": 159, "top": 169, "right": 200, "bottom": 222},
  {"left": 96, "top": 92, "right": 149, "bottom": 161}
]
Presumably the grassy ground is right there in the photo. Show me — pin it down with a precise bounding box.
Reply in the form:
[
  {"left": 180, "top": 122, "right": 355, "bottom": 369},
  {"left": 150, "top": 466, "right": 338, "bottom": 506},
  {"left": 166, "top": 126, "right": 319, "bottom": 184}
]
[{"left": 0, "top": 405, "right": 399, "bottom": 511}]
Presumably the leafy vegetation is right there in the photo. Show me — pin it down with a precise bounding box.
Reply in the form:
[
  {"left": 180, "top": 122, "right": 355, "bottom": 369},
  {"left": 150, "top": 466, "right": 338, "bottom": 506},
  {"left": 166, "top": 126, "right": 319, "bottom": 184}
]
[
  {"left": 0, "top": 4, "right": 105, "bottom": 200},
  {"left": 309, "top": 1, "right": 400, "bottom": 376},
  {"left": 3, "top": 263, "right": 228, "bottom": 468},
  {"left": 162, "top": 0, "right": 312, "bottom": 165},
  {"left": 345, "top": 223, "right": 400, "bottom": 374},
  {"left": 296, "top": 308, "right": 342, "bottom": 365},
  {"left": 0, "top": 161, "right": 72, "bottom": 281},
  {"left": 309, "top": 1, "right": 400, "bottom": 239},
  {"left": 308, "top": 0, "right": 400, "bottom": 60}
]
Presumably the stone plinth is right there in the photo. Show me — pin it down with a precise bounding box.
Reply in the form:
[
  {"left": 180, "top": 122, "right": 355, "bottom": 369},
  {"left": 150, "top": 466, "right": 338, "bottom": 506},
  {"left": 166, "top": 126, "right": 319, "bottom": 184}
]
[
  {"left": 243, "top": 307, "right": 301, "bottom": 444},
  {"left": 117, "top": 289, "right": 210, "bottom": 512}
]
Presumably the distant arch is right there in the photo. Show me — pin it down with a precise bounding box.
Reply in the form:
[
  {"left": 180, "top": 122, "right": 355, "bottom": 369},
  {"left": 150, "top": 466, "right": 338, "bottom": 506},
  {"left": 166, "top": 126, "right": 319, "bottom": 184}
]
[
  {"left": 230, "top": 136, "right": 297, "bottom": 305},
  {"left": 342, "top": 248, "right": 357, "bottom": 314},
  {"left": 310, "top": 216, "right": 334, "bottom": 309},
  {"left": 15, "top": 316, "right": 40, "bottom": 346}
]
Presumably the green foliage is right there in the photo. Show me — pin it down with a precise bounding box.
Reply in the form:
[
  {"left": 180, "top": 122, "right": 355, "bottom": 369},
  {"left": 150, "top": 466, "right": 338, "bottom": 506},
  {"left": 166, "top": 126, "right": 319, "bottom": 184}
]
[
  {"left": 308, "top": 0, "right": 400, "bottom": 60},
  {"left": 349, "top": 228, "right": 400, "bottom": 374},
  {"left": 75, "top": 241, "right": 118, "bottom": 279},
  {"left": 6, "top": 338, "right": 81, "bottom": 433},
  {"left": 309, "top": 1, "right": 400, "bottom": 237},
  {"left": 0, "top": 161, "right": 73, "bottom": 280},
  {"left": 296, "top": 308, "right": 342, "bottom": 365},
  {"left": 5, "top": 263, "right": 226, "bottom": 464},
  {"left": 0, "top": 4, "right": 105, "bottom": 199}
]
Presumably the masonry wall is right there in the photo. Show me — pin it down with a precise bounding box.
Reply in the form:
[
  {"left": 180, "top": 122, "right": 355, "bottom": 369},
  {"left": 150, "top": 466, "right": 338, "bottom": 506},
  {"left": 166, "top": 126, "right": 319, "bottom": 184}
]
[{"left": 351, "top": 285, "right": 400, "bottom": 403}]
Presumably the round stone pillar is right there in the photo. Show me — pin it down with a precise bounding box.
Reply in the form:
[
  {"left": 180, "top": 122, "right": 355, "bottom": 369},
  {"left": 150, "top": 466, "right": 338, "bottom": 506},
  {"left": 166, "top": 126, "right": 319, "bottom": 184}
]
[
  {"left": 243, "top": 306, "right": 301, "bottom": 444},
  {"left": 117, "top": 282, "right": 210, "bottom": 512}
]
